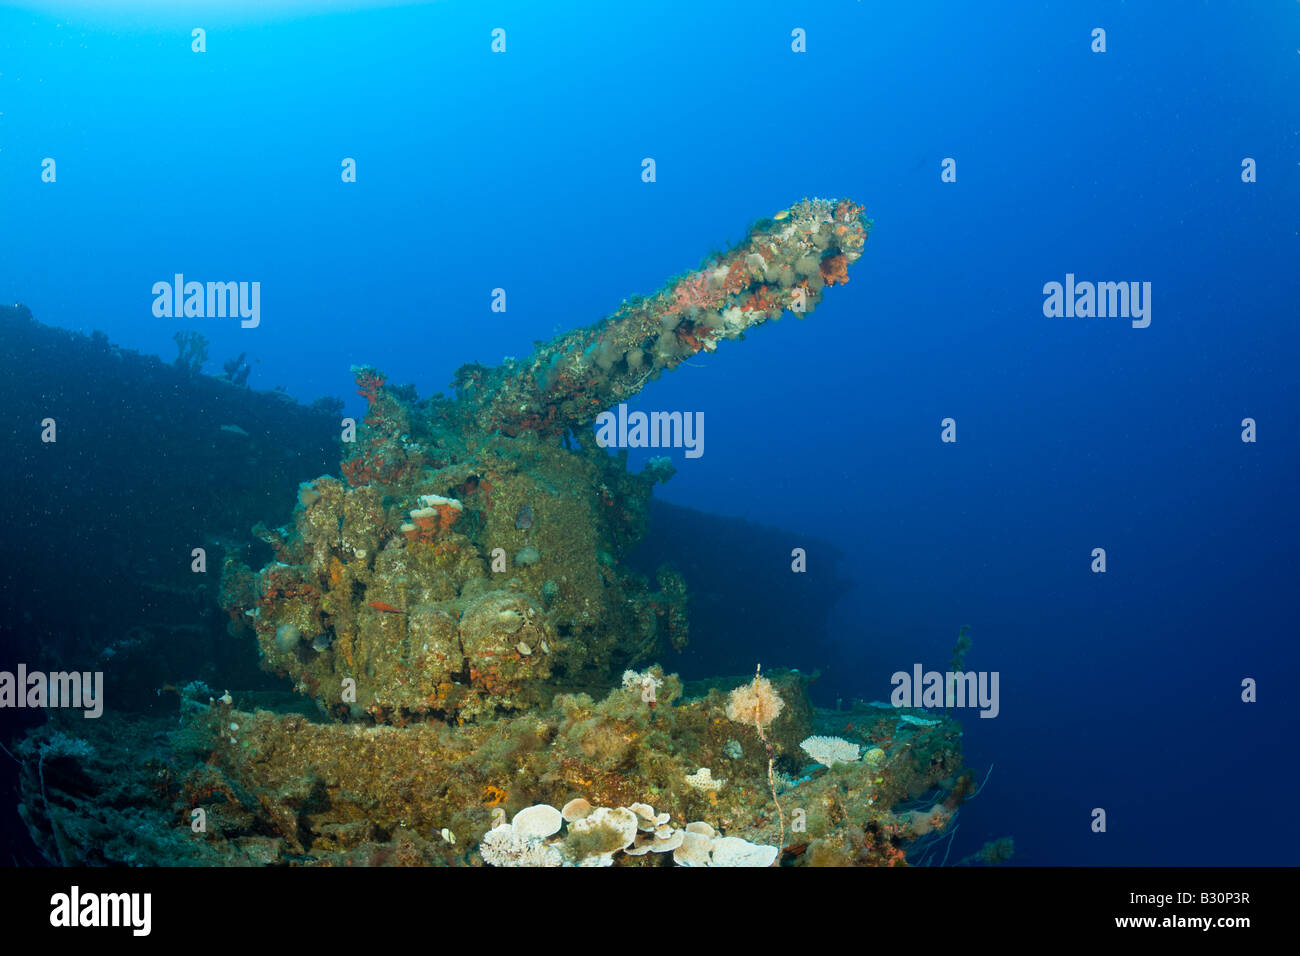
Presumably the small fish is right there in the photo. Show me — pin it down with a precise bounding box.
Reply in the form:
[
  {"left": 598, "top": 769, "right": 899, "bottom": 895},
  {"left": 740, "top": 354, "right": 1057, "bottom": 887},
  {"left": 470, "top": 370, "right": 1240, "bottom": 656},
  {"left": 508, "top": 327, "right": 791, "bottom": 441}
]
[
  {"left": 515, "top": 504, "right": 534, "bottom": 530},
  {"left": 368, "top": 601, "right": 404, "bottom": 614},
  {"left": 311, "top": 633, "right": 332, "bottom": 651}
]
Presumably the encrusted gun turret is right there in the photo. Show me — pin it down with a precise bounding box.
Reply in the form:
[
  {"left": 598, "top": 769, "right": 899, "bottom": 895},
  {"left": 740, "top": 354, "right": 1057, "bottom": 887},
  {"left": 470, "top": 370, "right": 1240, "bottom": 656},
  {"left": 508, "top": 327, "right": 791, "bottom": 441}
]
[{"left": 221, "top": 198, "right": 871, "bottom": 724}]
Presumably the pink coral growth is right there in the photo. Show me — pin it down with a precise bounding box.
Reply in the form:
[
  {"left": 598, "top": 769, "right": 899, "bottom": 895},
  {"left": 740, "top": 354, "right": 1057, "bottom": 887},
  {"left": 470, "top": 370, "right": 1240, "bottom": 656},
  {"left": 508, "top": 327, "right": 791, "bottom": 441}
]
[{"left": 667, "top": 271, "right": 721, "bottom": 316}]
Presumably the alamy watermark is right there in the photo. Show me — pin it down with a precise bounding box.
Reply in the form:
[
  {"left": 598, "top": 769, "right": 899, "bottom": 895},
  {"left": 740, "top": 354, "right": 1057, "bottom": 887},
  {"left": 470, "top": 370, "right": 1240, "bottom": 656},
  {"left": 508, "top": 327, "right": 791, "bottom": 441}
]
[
  {"left": 1042, "top": 273, "right": 1151, "bottom": 328},
  {"left": 50, "top": 886, "right": 150, "bottom": 935},
  {"left": 0, "top": 665, "right": 103, "bottom": 718},
  {"left": 152, "top": 274, "right": 260, "bottom": 328},
  {"left": 891, "top": 663, "right": 999, "bottom": 718},
  {"left": 594, "top": 403, "right": 704, "bottom": 458}
]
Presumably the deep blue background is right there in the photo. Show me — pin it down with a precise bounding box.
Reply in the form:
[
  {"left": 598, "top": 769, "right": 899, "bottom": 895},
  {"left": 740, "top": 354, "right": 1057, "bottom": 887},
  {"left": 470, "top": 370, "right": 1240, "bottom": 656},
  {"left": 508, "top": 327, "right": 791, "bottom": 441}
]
[{"left": 2, "top": 0, "right": 1297, "bottom": 865}]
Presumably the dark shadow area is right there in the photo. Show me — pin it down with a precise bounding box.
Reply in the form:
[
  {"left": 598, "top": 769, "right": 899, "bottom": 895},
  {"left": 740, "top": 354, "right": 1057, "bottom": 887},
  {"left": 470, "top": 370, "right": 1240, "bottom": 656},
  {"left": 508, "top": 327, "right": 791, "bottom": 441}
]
[
  {"left": 0, "top": 304, "right": 343, "bottom": 696},
  {"left": 628, "top": 500, "right": 853, "bottom": 699},
  {"left": 0, "top": 305, "right": 343, "bottom": 862}
]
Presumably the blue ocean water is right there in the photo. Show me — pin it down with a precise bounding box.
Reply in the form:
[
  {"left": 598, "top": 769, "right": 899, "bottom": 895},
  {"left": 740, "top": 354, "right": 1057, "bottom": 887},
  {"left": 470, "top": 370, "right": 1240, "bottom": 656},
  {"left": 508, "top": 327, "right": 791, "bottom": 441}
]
[{"left": 1, "top": 0, "right": 1296, "bottom": 865}]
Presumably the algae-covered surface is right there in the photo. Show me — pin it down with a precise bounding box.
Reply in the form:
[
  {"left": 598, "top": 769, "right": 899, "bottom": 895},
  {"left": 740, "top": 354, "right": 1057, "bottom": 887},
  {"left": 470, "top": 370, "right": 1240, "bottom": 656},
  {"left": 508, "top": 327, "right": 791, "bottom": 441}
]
[{"left": 17, "top": 678, "right": 973, "bottom": 867}]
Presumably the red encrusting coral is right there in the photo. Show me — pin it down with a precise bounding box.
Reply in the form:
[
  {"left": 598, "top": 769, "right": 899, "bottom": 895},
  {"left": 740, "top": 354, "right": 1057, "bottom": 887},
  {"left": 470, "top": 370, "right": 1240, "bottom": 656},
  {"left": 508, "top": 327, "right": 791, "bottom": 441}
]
[
  {"left": 500, "top": 403, "right": 561, "bottom": 437},
  {"left": 674, "top": 323, "right": 712, "bottom": 354},
  {"left": 820, "top": 254, "right": 850, "bottom": 286},
  {"left": 355, "top": 367, "right": 386, "bottom": 403},
  {"left": 834, "top": 198, "right": 865, "bottom": 222},
  {"left": 340, "top": 456, "right": 373, "bottom": 487},
  {"left": 410, "top": 501, "right": 461, "bottom": 534},
  {"left": 722, "top": 261, "right": 753, "bottom": 296},
  {"left": 666, "top": 271, "right": 722, "bottom": 316},
  {"left": 743, "top": 284, "right": 783, "bottom": 314}
]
